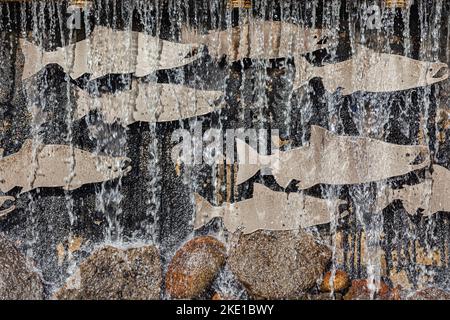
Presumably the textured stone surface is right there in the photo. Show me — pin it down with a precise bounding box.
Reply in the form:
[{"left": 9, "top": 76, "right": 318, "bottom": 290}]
[
  {"left": 1, "top": 1, "right": 450, "bottom": 300},
  {"left": 228, "top": 230, "right": 332, "bottom": 299},
  {"left": 320, "top": 270, "right": 350, "bottom": 293},
  {"left": 407, "top": 287, "right": 450, "bottom": 300},
  {"left": 343, "top": 279, "right": 394, "bottom": 300},
  {"left": 0, "top": 235, "right": 44, "bottom": 300},
  {"left": 165, "top": 236, "right": 226, "bottom": 299},
  {"left": 54, "top": 245, "right": 161, "bottom": 300}
]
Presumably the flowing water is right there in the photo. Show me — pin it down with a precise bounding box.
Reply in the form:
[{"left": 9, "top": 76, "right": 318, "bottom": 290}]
[{"left": 0, "top": 0, "right": 449, "bottom": 299}]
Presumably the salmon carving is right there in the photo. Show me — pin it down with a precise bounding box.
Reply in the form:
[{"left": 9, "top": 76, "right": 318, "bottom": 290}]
[
  {"left": 294, "top": 45, "right": 448, "bottom": 94},
  {"left": 194, "top": 183, "right": 347, "bottom": 234},
  {"left": 235, "top": 125, "right": 430, "bottom": 189},
  {"left": 180, "top": 19, "right": 329, "bottom": 61},
  {"left": 0, "top": 140, "right": 131, "bottom": 216},
  {"left": 20, "top": 26, "right": 203, "bottom": 80},
  {"left": 374, "top": 165, "right": 450, "bottom": 216},
  {"left": 74, "top": 81, "right": 223, "bottom": 125}
]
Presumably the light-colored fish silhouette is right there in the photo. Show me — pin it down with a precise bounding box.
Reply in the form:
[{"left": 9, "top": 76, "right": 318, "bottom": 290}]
[
  {"left": 194, "top": 183, "right": 347, "bottom": 234},
  {"left": 294, "top": 45, "right": 448, "bottom": 94},
  {"left": 374, "top": 165, "right": 450, "bottom": 216},
  {"left": 20, "top": 26, "right": 202, "bottom": 80},
  {"left": 235, "top": 125, "right": 430, "bottom": 189},
  {"left": 0, "top": 139, "right": 131, "bottom": 194},
  {"left": 74, "top": 81, "right": 223, "bottom": 125},
  {"left": 181, "top": 19, "right": 328, "bottom": 62}
]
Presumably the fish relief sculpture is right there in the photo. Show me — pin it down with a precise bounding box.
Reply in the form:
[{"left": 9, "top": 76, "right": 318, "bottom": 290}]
[
  {"left": 374, "top": 165, "right": 450, "bottom": 216},
  {"left": 74, "top": 81, "right": 223, "bottom": 125},
  {"left": 235, "top": 125, "right": 430, "bottom": 189},
  {"left": 181, "top": 19, "right": 329, "bottom": 62},
  {"left": 293, "top": 45, "right": 448, "bottom": 94},
  {"left": 194, "top": 183, "right": 347, "bottom": 234},
  {"left": 20, "top": 26, "right": 202, "bottom": 80},
  {"left": 0, "top": 140, "right": 131, "bottom": 215}
]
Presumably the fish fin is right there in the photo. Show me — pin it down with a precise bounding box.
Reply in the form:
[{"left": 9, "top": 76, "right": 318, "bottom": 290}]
[
  {"left": 309, "top": 125, "right": 329, "bottom": 139},
  {"left": 402, "top": 198, "right": 421, "bottom": 215},
  {"left": 20, "top": 38, "right": 46, "bottom": 80},
  {"left": 235, "top": 139, "right": 264, "bottom": 185},
  {"left": 19, "top": 185, "right": 32, "bottom": 194},
  {"left": 390, "top": 185, "right": 422, "bottom": 215},
  {"left": 340, "top": 210, "right": 349, "bottom": 219},
  {"left": 293, "top": 56, "right": 316, "bottom": 90},
  {"left": 193, "top": 193, "right": 222, "bottom": 229},
  {"left": 294, "top": 179, "right": 316, "bottom": 190},
  {"left": 338, "top": 87, "right": 354, "bottom": 96},
  {"left": 320, "top": 77, "right": 351, "bottom": 95}
]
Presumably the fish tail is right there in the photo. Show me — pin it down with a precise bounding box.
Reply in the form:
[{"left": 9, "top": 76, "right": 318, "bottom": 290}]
[
  {"left": 385, "top": 186, "right": 413, "bottom": 214},
  {"left": 20, "top": 38, "right": 46, "bottom": 80},
  {"left": 293, "top": 56, "right": 319, "bottom": 90},
  {"left": 73, "top": 88, "right": 92, "bottom": 120},
  {"left": 402, "top": 199, "right": 420, "bottom": 215},
  {"left": 235, "top": 139, "right": 266, "bottom": 185},
  {"left": 193, "top": 193, "right": 223, "bottom": 229}
]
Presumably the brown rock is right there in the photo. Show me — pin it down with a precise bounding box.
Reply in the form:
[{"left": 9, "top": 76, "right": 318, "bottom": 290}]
[
  {"left": 343, "top": 279, "right": 393, "bottom": 300},
  {"left": 0, "top": 235, "right": 44, "bottom": 300},
  {"left": 55, "top": 245, "right": 161, "bottom": 300},
  {"left": 320, "top": 270, "right": 350, "bottom": 292},
  {"left": 407, "top": 287, "right": 450, "bottom": 300},
  {"left": 228, "top": 230, "right": 332, "bottom": 299},
  {"left": 165, "top": 236, "right": 226, "bottom": 299},
  {"left": 212, "top": 292, "right": 222, "bottom": 300}
]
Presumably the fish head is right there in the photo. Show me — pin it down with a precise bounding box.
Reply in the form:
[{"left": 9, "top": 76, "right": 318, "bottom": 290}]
[
  {"left": 95, "top": 156, "right": 132, "bottom": 180},
  {"left": 399, "top": 145, "right": 430, "bottom": 169},
  {"left": 426, "top": 62, "right": 448, "bottom": 86}
]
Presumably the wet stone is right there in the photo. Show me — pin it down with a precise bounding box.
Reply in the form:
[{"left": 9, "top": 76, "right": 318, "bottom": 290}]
[
  {"left": 54, "top": 245, "right": 162, "bottom": 300},
  {"left": 165, "top": 236, "right": 226, "bottom": 299},
  {"left": 228, "top": 230, "right": 332, "bottom": 299},
  {"left": 0, "top": 235, "right": 44, "bottom": 300}
]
